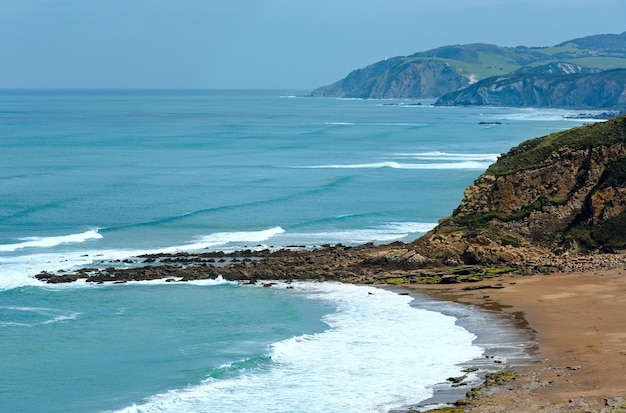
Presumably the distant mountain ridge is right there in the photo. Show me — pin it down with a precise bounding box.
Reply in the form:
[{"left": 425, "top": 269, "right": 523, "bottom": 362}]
[{"left": 310, "top": 32, "right": 626, "bottom": 110}]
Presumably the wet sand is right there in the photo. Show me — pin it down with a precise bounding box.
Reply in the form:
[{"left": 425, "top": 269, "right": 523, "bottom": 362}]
[{"left": 406, "top": 268, "right": 626, "bottom": 412}]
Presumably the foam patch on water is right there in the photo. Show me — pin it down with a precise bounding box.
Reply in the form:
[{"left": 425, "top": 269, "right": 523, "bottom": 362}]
[
  {"left": 0, "top": 306, "right": 81, "bottom": 327},
  {"left": 493, "top": 108, "right": 606, "bottom": 122}
]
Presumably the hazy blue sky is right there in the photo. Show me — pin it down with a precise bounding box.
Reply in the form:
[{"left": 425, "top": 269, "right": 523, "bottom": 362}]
[{"left": 1, "top": 0, "right": 625, "bottom": 90}]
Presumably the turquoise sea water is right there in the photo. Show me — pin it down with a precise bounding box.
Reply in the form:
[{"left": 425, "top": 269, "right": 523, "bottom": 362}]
[{"left": 0, "top": 90, "right": 597, "bottom": 412}]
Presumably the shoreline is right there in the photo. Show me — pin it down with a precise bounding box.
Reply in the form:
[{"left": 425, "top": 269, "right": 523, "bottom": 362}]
[
  {"left": 385, "top": 285, "right": 539, "bottom": 412},
  {"left": 28, "top": 245, "right": 626, "bottom": 411},
  {"left": 399, "top": 269, "right": 626, "bottom": 412}
]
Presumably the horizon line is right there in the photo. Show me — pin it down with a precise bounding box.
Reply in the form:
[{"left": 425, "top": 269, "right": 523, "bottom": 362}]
[{"left": 0, "top": 87, "right": 314, "bottom": 92}]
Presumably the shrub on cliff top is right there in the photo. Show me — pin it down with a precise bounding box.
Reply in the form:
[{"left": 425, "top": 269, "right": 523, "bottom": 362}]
[{"left": 486, "top": 115, "right": 626, "bottom": 176}]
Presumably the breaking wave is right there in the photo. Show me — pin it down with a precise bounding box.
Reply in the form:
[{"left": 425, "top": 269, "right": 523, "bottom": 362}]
[{"left": 0, "top": 230, "right": 102, "bottom": 253}]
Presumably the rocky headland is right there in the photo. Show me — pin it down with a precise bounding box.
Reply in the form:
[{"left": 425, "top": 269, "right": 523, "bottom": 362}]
[{"left": 36, "top": 115, "right": 626, "bottom": 287}]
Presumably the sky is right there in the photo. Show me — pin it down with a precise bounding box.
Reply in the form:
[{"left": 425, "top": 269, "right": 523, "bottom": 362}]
[{"left": 1, "top": 0, "right": 625, "bottom": 90}]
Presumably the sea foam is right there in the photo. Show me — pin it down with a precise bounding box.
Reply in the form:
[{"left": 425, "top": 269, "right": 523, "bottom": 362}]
[
  {"left": 0, "top": 230, "right": 102, "bottom": 252},
  {"left": 0, "top": 306, "right": 81, "bottom": 327},
  {"left": 299, "top": 160, "right": 491, "bottom": 169},
  {"left": 111, "top": 282, "right": 483, "bottom": 413},
  {"left": 394, "top": 151, "right": 500, "bottom": 162},
  {"left": 493, "top": 108, "right": 605, "bottom": 122},
  {"left": 0, "top": 227, "right": 285, "bottom": 291},
  {"left": 0, "top": 225, "right": 427, "bottom": 291}
]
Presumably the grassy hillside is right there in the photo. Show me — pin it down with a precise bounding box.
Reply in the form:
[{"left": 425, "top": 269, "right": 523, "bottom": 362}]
[
  {"left": 487, "top": 116, "right": 626, "bottom": 177},
  {"left": 477, "top": 115, "right": 626, "bottom": 249},
  {"left": 311, "top": 32, "right": 626, "bottom": 99}
]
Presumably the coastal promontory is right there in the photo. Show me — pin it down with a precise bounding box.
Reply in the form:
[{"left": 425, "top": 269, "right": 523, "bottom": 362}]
[
  {"left": 310, "top": 32, "right": 626, "bottom": 112},
  {"left": 410, "top": 114, "right": 626, "bottom": 267}
]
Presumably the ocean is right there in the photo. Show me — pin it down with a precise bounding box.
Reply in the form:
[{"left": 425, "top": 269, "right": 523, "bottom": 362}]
[{"left": 0, "top": 90, "right": 596, "bottom": 412}]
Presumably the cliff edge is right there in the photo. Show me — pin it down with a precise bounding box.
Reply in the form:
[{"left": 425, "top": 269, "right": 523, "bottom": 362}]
[{"left": 411, "top": 115, "right": 626, "bottom": 267}]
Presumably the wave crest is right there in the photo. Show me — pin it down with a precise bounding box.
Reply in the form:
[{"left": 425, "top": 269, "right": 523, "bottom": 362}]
[
  {"left": 0, "top": 230, "right": 102, "bottom": 253},
  {"left": 298, "top": 161, "right": 491, "bottom": 170},
  {"left": 155, "top": 227, "right": 286, "bottom": 253},
  {"left": 394, "top": 151, "right": 499, "bottom": 162}
]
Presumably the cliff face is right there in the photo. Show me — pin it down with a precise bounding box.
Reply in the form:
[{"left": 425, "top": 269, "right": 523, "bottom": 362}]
[
  {"left": 309, "top": 59, "right": 470, "bottom": 99},
  {"left": 435, "top": 68, "right": 626, "bottom": 110},
  {"left": 412, "top": 115, "right": 626, "bottom": 266}
]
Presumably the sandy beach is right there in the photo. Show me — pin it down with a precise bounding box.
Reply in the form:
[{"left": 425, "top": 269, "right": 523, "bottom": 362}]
[{"left": 406, "top": 268, "right": 626, "bottom": 412}]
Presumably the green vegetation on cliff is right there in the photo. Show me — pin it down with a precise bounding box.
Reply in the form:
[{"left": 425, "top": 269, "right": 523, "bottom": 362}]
[
  {"left": 451, "top": 115, "right": 626, "bottom": 251},
  {"left": 566, "top": 154, "right": 626, "bottom": 249},
  {"left": 487, "top": 115, "right": 626, "bottom": 176},
  {"left": 568, "top": 209, "right": 626, "bottom": 249}
]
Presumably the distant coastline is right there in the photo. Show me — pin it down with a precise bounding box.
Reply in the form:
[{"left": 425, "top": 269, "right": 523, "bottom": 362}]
[{"left": 309, "top": 32, "right": 626, "bottom": 115}]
